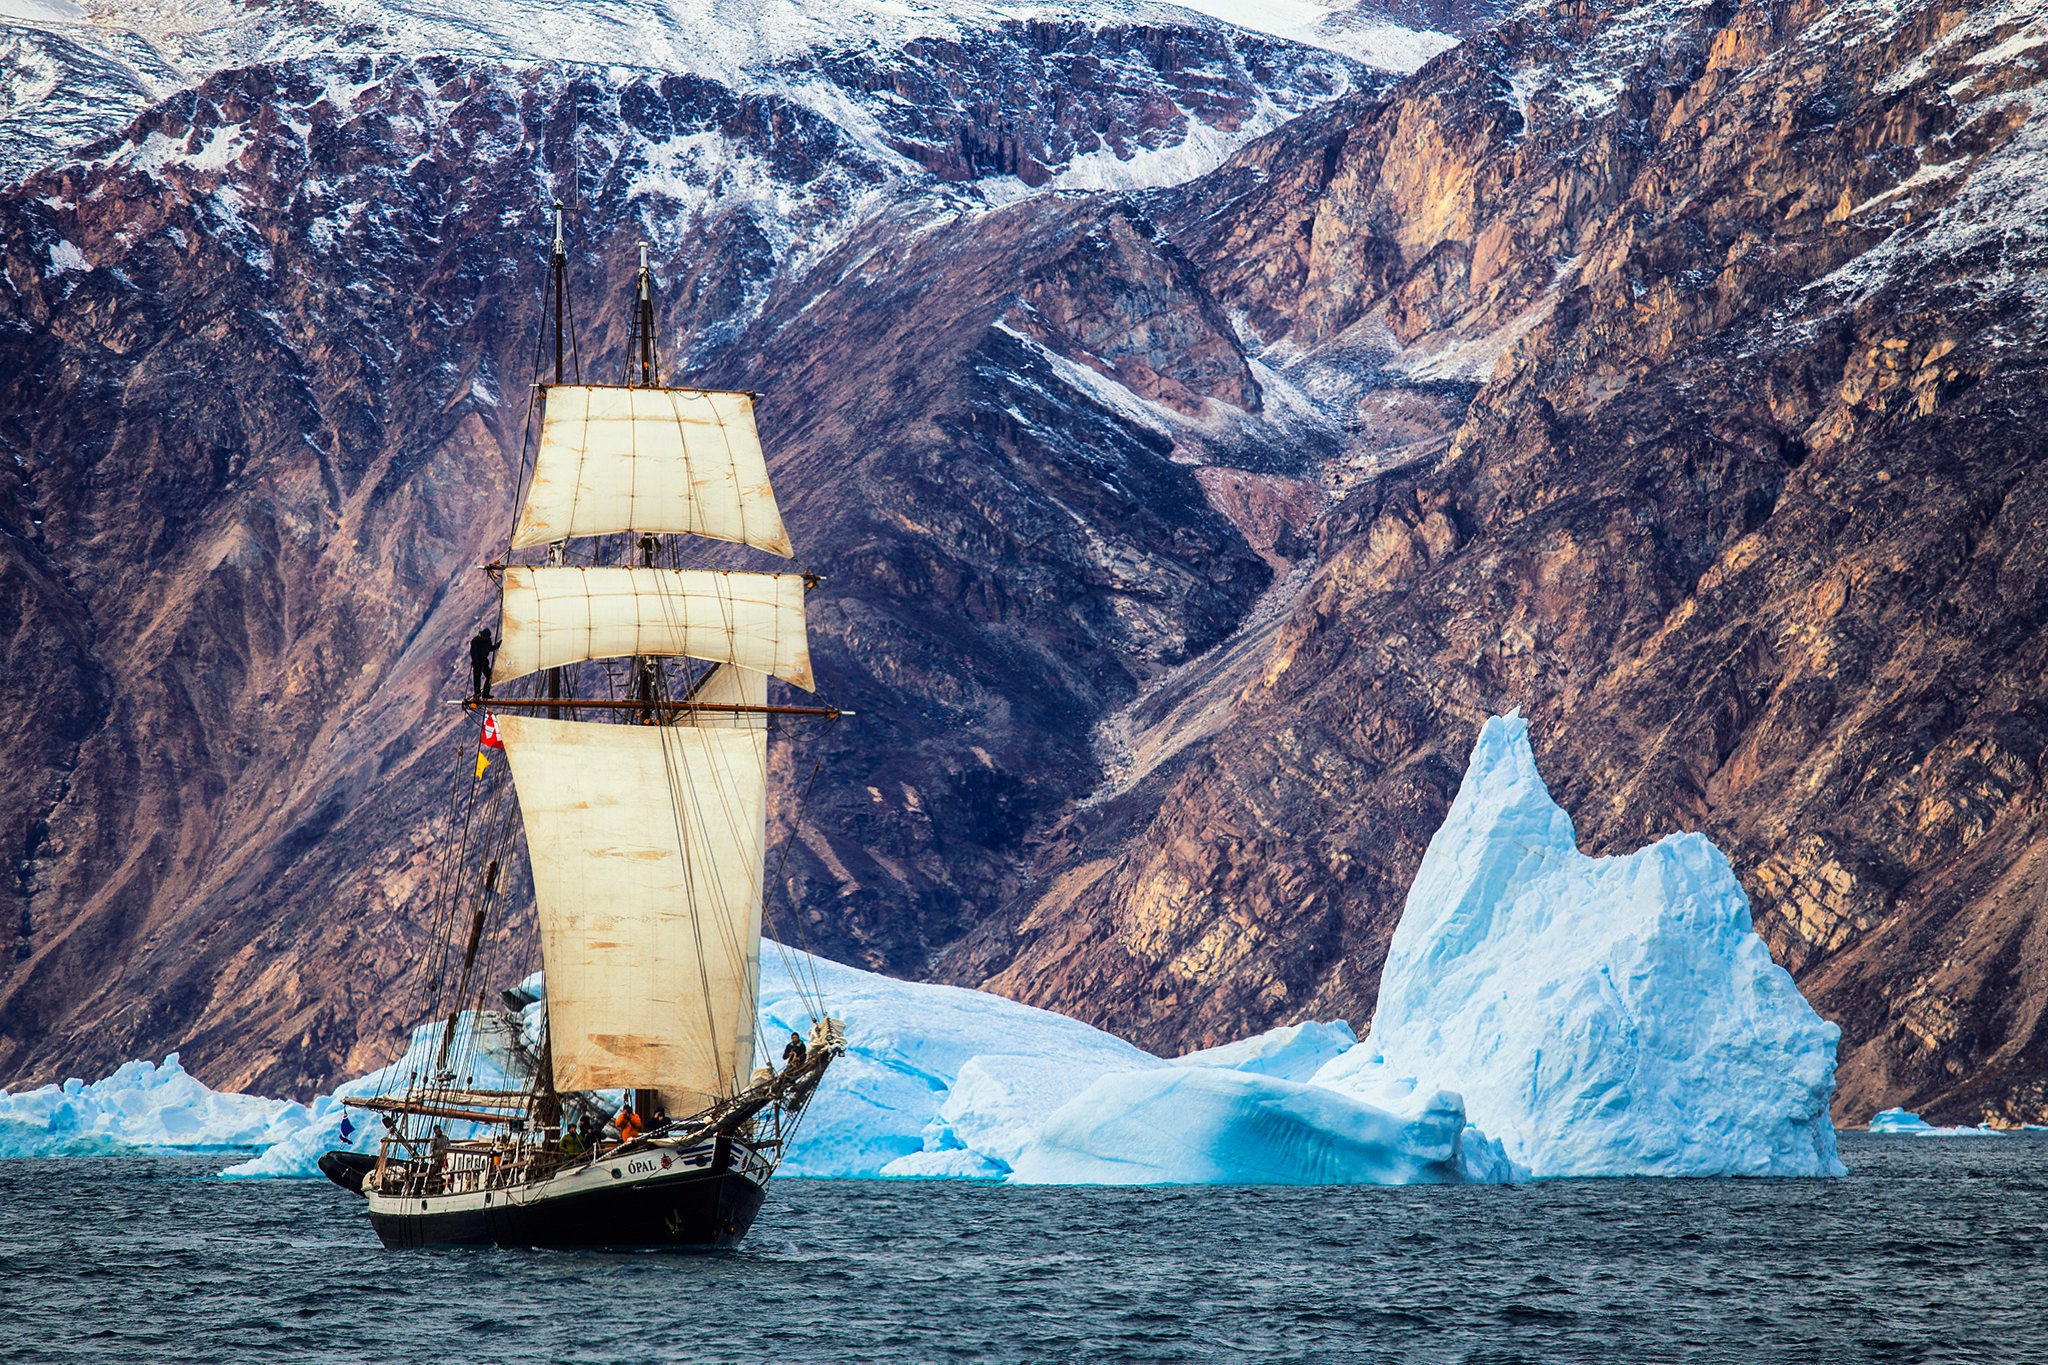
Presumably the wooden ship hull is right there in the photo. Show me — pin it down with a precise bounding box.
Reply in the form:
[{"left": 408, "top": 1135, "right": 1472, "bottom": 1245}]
[{"left": 330, "top": 1134, "right": 773, "bottom": 1250}]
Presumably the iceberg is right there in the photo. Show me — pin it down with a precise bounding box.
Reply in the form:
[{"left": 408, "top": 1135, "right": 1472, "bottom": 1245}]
[
  {"left": 755, "top": 947, "right": 1163, "bottom": 1177},
  {"left": 763, "top": 953, "right": 1507, "bottom": 1184},
  {"left": 1011, "top": 1068, "right": 1516, "bottom": 1185},
  {"left": 0, "top": 1054, "right": 311, "bottom": 1157},
  {"left": 1867, "top": 1108, "right": 2008, "bottom": 1137},
  {"left": 1313, "top": 712, "right": 1846, "bottom": 1178},
  {"left": 221, "top": 976, "right": 551, "bottom": 1178}
]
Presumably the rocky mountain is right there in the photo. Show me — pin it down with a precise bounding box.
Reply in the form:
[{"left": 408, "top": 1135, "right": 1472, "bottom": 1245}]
[
  {"left": 0, "top": 0, "right": 1435, "bottom": 1093},
  {"left": 946, "top": 0, "right": 2048, "bottom": 1127},
  {"left": 3, "top": 0, "right": 2044, "bottom": 1129}
]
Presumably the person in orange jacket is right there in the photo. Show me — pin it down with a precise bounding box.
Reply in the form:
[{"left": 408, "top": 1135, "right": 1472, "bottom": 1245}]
[{"left": 614, "top": 1105, "right": 642, "bottom": 1145}]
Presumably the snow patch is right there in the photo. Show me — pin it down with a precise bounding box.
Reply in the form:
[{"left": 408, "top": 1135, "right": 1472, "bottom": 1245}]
[
  {"left": 1164, "top": 0, "right": 1457, "bottom": 70},
  {"left": 0, "top": 0, "right": 83, "bottom": 21},
  {"left": 44, "top": 238, "right": 89, "bottom": 275}
]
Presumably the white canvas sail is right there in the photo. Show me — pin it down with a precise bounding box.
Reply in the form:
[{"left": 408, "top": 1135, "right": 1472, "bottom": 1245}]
[
  {"left": 491, "top": 566, "right": 813, "bottom": 691},
  {"left": 682, "top": 663, "right": 768, "bottom": 730},
  {"left": 494, "top": 714, "right": 767, "bottom": 1109},
  {"left": 510, "top": 385, "right": 792, "bottom": 557}
]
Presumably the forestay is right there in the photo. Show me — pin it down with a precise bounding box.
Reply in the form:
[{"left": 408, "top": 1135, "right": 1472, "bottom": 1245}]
[
  {"left": 492, "top": 566, "right": 813, "bottom": 691},
  {"left": 510, "top": 385, "right": 793, "bottom": 557},
  {"left": 494, "top": 714, "right": 767, "bottom": 1109}
]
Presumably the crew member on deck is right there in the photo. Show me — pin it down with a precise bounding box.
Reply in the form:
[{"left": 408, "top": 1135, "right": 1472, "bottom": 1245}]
[
  {"left": 783, "top": 1031, "right": 807, "bottom": 1070},
  {"left": 469, "top": 628, "right": 498, "bottom": 700},
  {"left": 615, "top": 1105, "right": 642, "bottom": 1146}
]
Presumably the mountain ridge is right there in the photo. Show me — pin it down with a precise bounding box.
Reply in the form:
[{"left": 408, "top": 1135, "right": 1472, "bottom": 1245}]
[{"left": 3, "top": 0, "right": 2045, "bottom": 1130}]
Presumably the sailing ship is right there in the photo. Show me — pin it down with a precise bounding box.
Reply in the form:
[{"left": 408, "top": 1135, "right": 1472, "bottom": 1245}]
[{"left": 318, "top": 205, "right": 844, "bottom": 1250}]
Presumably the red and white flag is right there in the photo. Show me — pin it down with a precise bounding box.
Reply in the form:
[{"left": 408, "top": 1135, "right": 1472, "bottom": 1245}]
[{"left": 475, "top": 712, "right": 505, "bottom": 777}]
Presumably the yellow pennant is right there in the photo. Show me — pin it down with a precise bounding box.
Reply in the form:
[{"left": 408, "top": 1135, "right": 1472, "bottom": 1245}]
[{"left": 475, "top": 751, "right": 491, "bottom": 779}]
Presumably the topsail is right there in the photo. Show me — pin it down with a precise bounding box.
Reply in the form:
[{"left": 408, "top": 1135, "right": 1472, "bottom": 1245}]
[
  {"left": 491, "top": 566, "right": 813, "bottom": 691},
  {"left": 510, "top": 385, "right": 792, "bottom": 557}
]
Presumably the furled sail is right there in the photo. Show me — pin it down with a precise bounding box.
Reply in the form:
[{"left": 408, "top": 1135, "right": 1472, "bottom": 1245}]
[
  {"left": 510, "top": 385, "right": 792, "bottom": 556},
  {"left": 493, "top": 713, "right": 767, "bottom": 1107},
  {"left": 491, "top": 566, "right": 812, "bottom": 690}
]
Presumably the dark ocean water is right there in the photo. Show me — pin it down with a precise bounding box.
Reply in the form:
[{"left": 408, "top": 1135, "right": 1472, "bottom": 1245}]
[{"left": 1, "top": 1133, "right": 2043, "bottom": 1363}]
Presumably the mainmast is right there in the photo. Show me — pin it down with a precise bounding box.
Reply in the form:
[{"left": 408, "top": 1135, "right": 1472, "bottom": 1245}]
[
  {"left": 551, "top": 200, "right": 566, "bottom": 386},
  {"left": 633, "top": 240, "right": 657, "bottom": 387},
  {"left": 545, "top": 200, "right": 568, "bottom": 725}
]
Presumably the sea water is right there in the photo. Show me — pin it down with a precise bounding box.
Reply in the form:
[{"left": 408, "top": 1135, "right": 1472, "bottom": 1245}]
[{"left": 1, "top": 1134, "right": 2042, "bottom": 1362}]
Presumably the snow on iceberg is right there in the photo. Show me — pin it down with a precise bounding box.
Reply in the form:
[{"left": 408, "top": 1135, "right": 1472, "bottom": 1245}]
[
  {"left": 1176, "top": 1020, "right": 1358, "bottom": 1082},
  {"left": 1314, "top": 711, "right": 1846, "bottom": 1179},
  {"left": 755, "top": 948, "right": 1163, "bottom": 1177},
  {"left": 0, "top": 1054, "right": 311, "bottom": 1157}
]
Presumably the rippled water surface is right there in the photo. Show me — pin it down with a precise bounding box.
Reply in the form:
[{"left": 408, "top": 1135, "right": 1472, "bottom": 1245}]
[{"left": 3, "top": 1134, "right": 2044, "bottom": 1362}]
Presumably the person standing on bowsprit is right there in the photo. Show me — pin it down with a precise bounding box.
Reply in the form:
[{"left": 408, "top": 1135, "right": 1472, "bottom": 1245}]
[{"left": 469, "top": 628, "right": 498, "bottom": 700}]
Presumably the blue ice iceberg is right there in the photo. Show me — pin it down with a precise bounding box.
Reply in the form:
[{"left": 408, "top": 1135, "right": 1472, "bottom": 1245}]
[
  {"left": 1867, "top": 1108, "right": 2008, "bottom": 1137},
  {"left": 765, "top": 953, "right": 1507, "bottom": 1184},
  {"left": 1312, "top": 712, "right": 1846, "bottom": 1179},
  {"left": 0, "top": 1054, "right": 310, "bottom": 1157},
  {"left": 221, "top": 979, "right": 550, "bottom": 1178},
  {"left": 1011, "top": 1067, "right": 1516, "bottom": 1185},
  {"left": 754, "top": 948, "right": 1161, "bottom": 1178}
]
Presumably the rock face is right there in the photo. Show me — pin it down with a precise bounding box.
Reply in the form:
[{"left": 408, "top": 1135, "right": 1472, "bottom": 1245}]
[
  {"left": 0, "top": 6, "right": 1395, "bottom": 1093},
  {"left": 3, "top": 0, "right": 2046, "bottom": 1129},
  {"left": 951, "top": 0, "right": 2048, "bottom": 1127}
]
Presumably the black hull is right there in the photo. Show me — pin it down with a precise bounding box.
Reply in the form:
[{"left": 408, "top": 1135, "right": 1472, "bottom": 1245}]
[
  {"left": 363, "top": 1162, "right": 768, "bottom": 1251},
  {"left": 319, "top": 1150, "right": 375, "bottom": 1194}
]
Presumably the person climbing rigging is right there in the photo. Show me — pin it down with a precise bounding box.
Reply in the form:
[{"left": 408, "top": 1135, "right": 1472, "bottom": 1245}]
[
  {"left": 469, "top": 627, "right": 499, "bottom": 700},
  {"left": 782, "top": 1030, "right": 808, "bottom": 1070}
]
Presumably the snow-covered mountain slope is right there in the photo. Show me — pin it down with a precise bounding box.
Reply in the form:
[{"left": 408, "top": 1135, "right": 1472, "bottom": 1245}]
[{"left": 0, "top": 0, "right": 1453, "bottom": 187}]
